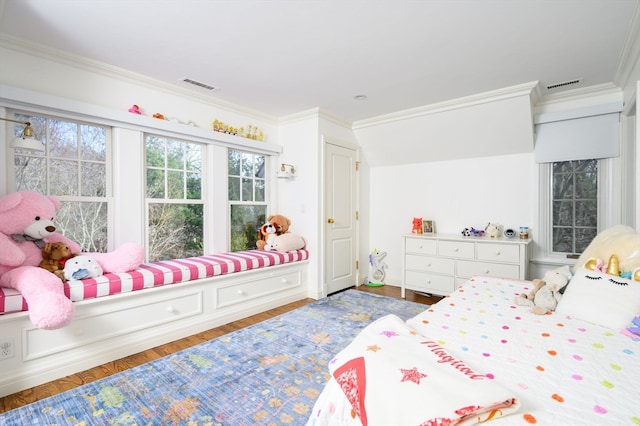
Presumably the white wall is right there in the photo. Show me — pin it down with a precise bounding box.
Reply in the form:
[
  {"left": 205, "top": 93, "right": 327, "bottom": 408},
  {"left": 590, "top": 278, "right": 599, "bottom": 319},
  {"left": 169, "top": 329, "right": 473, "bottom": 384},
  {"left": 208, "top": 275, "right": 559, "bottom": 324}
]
[{"left": 367, "top": 153, "right": 534, "bottom": 285}]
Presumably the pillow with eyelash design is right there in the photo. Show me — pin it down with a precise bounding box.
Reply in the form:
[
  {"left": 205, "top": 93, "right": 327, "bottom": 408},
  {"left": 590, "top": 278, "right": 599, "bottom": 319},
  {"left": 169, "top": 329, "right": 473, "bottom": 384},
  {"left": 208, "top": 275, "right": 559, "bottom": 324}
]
[{"left": 555, "top": 267, "right": 640, "bottom": 331}]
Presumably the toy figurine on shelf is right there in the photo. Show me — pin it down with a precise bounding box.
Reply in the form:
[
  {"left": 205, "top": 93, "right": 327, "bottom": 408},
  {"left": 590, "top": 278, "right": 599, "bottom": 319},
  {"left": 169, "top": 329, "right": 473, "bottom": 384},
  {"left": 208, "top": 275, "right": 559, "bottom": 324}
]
[{"left": 128, "top": 104, "right": 142, "bottom": 114}]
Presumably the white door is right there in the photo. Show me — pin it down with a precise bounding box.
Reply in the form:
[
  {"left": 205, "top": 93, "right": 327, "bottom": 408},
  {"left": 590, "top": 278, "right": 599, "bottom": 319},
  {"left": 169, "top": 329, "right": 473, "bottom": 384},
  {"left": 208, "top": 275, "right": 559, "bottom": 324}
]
[{"left": 324, "top": 141, "right": 358, "bottom": 294}]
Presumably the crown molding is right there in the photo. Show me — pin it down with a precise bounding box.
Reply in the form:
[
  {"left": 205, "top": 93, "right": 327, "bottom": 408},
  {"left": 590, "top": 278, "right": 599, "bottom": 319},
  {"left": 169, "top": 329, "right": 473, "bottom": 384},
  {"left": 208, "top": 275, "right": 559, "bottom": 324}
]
[
  {"left": 614, "top": 0, "right": 640, "bottom": 88},
  {"left": 351, "top": 81, "right": 539, "bottom": 130},
  {"left": 0, "top": 34, "right": 278, "bottom": 124}
]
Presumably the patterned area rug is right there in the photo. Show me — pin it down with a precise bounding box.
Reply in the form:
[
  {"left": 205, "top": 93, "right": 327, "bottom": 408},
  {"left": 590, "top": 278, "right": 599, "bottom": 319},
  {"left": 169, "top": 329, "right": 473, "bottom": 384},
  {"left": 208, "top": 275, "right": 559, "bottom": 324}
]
[{"left": 1, "top": 289, "right": 428, "bottom": 425}]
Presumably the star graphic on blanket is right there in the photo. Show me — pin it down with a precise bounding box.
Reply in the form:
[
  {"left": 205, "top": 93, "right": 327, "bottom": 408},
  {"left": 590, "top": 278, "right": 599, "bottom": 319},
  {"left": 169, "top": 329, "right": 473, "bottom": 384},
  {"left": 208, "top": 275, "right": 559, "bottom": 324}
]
[
  {"left": 400, "top": 367, "right": 427, "bottom": 384},
  {"left": 367, "top": 344, "right": 382, "bottom": 352},
  {"left": 380, "top": 330, "right": 399, "bottom": 338}
]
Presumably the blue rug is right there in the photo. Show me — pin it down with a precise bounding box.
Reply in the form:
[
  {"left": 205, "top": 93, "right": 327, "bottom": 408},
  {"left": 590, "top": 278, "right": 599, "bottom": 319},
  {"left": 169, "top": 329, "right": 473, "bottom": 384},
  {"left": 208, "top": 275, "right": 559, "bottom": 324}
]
[{"left": 1, "top": 290, "right": 428, "bottom": 425}]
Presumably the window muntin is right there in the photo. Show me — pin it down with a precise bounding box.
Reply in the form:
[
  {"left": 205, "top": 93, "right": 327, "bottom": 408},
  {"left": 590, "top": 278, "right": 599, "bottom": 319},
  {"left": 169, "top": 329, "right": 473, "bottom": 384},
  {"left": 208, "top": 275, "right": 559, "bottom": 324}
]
[
  {"left": 11, "top": 111, "right": 110, "bottom": 252},
  {"left": 228, "top": 150, "right": 266, "bottom": 251},
  {"left": 145, "top": 134, "right": 204, "bottom": 261},
  {"left": 551, "top": 159, "right": 598, "bottom": 254}
]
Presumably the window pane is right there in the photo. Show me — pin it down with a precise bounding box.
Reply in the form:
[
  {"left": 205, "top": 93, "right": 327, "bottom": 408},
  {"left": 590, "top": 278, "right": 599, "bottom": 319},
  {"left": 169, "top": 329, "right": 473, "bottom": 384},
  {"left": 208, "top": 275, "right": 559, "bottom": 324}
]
[
  {"left": 230, "top": 205, "right": 266, "bottom": 251},
  {"left": 145, "top": 135, "right": 204, "bottom": 260},
  {"left": 167, "top": 170, "right": 184, "bottom": 199},
  {"left": 241, "top": 177, "right": 253, "bottom": 201},
  {"left": 228, "top": 176, "right": 240, "bottom": 201},
  {"left": 50, "top": 160, "right": 78, "bottom": 196},
  {"left": 187, "top": 172, "right": 201, "bottom": 199},
  {"left": 146, "top": 169, "right": 165, "bottom": 198},
  {"left": 10, "top": 111, "right": 110, "bottom": 252},
  {"left": 167, "top": 139, "right": 184, "bottom": 169},
  {"left": 146, "top": 136, "right": 165, "bottom": 167},
  {"left": 49, "top": 119, "right": 78, "bottom": 158},
  {"left": 148, "top": 203, "right": 203, "bottom": 261},
  {"left": 255, "top": 179, "right": 265, "bottom": 202},
  {"left": 57, "top": 201, "right": 108, "bottom": 252},
  {"left": 228, "top": 150, "right": 240, "bottom": 176},
  {"left": 81, "top": 162, "right": 106, "bottom": 196},
  {"left": 551, "top": 159, "right": 598, "bottom": 254},
  {"left": 80, "top": 124, "right": 106, "bottom": 161},
  {"left": 14, "top": 155, "right": 46, "bottom": 192},
  {"left": 228, "top": 149, "right": 268, "bottom": 251}
]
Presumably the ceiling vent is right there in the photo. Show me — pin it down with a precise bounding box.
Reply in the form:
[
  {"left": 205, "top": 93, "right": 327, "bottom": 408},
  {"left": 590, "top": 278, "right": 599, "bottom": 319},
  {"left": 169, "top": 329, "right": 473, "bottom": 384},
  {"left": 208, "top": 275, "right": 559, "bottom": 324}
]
[
  {"left": 545, "top": 78, "right": 583, "bottom": 92},
  {"left": 181, "top": 77, "right": 217, "bottom": 91}
]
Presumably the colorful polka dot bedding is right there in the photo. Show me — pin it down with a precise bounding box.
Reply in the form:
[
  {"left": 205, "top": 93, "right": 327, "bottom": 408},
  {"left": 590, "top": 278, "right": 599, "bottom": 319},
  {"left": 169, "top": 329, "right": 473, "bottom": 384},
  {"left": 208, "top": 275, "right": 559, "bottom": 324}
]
[{"left": 307, "top": 276, "right": 639, "bottom": 426}]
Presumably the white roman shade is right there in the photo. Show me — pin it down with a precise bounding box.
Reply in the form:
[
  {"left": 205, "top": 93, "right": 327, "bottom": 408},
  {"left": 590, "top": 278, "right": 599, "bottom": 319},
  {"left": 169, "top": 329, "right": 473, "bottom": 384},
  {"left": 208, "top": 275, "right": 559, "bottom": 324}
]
[{"left": 534, "top": 102, "right": 622, "bottom": 163}]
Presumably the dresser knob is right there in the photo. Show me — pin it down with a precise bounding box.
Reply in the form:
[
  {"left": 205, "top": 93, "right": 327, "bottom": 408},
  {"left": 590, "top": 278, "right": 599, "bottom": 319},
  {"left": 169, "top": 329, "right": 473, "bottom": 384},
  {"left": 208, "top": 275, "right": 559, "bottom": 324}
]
[
  {"left": 166, "top": 306, "right": 175, "bottom": 313},
  {"left": 484, "top": 269, "right": 490, "bottom": 274},
  {"left": 237, "top": 289, "right": 246, "bottom": 295},
  {"left": 281, "top": 278, "right": 288, "bottom": 283},
  {"left": 495, "top": 251, "right": 501, "bottom": 255},
  {"left": 427, "top": 263, "right": 432, "bottom": 267},
  {"left": 453, "top": 248, "right": 459, "bottom": 252}
]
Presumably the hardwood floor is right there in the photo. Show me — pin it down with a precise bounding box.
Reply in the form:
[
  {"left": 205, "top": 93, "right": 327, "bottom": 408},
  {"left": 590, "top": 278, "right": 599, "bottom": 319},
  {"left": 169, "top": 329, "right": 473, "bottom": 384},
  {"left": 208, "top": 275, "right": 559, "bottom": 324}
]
[{"left": 0, "top": 284, "right": 439, "bottom": 413}]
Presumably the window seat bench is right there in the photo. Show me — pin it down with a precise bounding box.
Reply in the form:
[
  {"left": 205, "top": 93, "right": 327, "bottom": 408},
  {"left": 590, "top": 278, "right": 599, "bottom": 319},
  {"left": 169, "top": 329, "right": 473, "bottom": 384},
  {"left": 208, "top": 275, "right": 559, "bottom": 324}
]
[{"left": 0, "top": 249, "right": 310, "bottom": 397}]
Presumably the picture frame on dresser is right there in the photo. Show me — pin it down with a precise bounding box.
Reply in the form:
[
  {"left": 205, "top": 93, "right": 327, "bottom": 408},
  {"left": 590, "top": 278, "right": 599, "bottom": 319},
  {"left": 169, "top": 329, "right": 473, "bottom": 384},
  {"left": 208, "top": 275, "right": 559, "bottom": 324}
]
[{"left": 422, "top": 220, "right": 435, "bottom": 234}]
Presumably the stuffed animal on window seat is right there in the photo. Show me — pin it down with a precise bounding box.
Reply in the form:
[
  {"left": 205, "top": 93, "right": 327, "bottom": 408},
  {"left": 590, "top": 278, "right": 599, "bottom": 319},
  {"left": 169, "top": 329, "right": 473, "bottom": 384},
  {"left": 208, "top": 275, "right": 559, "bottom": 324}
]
[
  {"left": 257, "top": 214, "right": 291, "bottom": 250},
  {"left": 0, "top": 191, "right": 144, "bottom": 330}
]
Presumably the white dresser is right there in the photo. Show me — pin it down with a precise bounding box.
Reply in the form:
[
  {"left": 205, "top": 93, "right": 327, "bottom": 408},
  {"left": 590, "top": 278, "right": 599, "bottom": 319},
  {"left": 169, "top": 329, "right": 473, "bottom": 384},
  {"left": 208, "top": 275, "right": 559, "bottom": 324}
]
[{"left": 402, "top": 234, "right": 531, "bottom": 297}]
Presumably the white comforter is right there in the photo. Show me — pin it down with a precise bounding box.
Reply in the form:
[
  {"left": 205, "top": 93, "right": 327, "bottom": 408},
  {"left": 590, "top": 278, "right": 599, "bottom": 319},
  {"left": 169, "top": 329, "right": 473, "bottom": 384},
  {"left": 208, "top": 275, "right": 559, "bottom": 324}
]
[{"left": 307, "top": 276, "right": 640, "bottom": 426}]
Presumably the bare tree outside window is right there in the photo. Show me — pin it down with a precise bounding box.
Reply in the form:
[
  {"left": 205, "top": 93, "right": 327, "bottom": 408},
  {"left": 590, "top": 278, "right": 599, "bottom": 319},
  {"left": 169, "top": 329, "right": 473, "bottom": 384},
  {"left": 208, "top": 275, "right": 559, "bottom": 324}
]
[
  {"left": 551, "top": 159, "right": 598, "bottom": 254},
  {"left": 11, "top": 112, "right": 109, "bottom": 252},
  {"left": 145, "top": 135, "right": 203, "bottom": 261},
  {"left": 228, "top": 150, "right": 267, "bottom": 251}
]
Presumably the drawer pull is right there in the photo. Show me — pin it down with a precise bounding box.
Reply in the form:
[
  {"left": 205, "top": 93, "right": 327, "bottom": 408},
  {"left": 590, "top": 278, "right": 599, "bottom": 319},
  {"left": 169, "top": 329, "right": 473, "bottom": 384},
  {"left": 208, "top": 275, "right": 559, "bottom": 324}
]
[
  {"left": 426, "top": 263, "right": 432, "bottom": 267},
  {"left": 237, "top": 289, "right": 246, "bottom": 295},
  {"left": 418, "top": 244, "right": 423, "bottom": 249},
  {"left": 166, "top": 306, "right": 175, "bottom": 313},
  {"left": 453, "top": 248, "right": 459, "bottom": 252},
  {"left": 281, "top": 278, "right": 289, "bottom": 283},
  {"left": 484, "top": 269, "right": 490, "bottom": 274},
  {"left": 495, "top": 251, "right": 501, "bottom": 255}
]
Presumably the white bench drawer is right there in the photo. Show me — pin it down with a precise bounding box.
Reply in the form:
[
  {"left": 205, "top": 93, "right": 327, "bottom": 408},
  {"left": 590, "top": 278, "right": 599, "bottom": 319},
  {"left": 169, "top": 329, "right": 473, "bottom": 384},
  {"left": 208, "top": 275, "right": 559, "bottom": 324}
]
[
  {"left": 25, "top": 290, "right": 203, "bottom": 360},
  {"left": 216, "top": 270, "right": 302, "bottom": 308}
]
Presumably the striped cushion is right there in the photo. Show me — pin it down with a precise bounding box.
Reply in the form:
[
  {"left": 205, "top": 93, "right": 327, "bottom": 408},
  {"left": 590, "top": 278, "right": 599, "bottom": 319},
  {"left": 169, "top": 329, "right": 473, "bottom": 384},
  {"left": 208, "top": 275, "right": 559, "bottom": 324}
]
[{"left": 0, "top": 249, "right": 309, "bottom": 315}]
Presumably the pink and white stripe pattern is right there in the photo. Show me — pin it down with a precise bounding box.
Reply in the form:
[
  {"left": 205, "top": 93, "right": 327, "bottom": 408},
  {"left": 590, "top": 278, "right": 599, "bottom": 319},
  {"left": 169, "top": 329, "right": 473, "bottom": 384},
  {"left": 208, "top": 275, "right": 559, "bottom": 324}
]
[{"left": 0, "top": 249, "right": 308, "bottom": 315}]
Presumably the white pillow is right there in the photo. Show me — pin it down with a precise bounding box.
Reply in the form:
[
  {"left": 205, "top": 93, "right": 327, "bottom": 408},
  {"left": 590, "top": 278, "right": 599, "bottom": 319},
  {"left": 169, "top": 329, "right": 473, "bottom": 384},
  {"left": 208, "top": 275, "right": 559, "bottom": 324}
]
[{"left": 555, "top": 267, "right": 640, "bottom": 330}]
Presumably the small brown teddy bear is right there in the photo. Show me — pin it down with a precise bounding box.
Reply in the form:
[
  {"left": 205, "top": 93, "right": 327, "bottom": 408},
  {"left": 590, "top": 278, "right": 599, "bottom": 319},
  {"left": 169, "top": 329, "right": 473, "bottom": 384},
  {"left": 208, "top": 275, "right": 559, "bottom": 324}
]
[
  {"left": 39, "top": 242, "right": 77, "bottom": 281},
  {"left": 256, "top": 214, "right": 291, "bottom": 250}
]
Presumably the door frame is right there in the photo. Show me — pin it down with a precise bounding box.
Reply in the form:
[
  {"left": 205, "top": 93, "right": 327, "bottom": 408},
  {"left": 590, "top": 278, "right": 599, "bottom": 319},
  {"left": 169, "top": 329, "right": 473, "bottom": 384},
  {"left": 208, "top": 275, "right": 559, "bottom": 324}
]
[{"left": 320, "top": 135, "right": 360, "bottom": 297}]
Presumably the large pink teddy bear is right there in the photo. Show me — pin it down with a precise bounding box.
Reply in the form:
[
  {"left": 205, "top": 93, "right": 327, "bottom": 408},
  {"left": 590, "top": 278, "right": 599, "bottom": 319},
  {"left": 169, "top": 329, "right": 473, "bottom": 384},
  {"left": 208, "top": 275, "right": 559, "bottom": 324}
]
[{"left": 0, "top": 191, "right": 144, "bottom": 330}]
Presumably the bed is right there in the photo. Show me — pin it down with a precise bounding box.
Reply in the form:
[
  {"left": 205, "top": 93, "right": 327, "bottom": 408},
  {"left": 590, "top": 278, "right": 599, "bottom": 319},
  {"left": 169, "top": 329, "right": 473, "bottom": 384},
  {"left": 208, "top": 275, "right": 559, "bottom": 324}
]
[{"left": 307, "top": 273, "right": 640, "bottom": 425}]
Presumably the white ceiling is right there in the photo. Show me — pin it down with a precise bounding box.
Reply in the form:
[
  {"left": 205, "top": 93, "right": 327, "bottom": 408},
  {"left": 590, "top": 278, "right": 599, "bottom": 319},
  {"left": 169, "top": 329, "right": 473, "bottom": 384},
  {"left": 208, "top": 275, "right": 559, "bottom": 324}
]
[{"left": 0, "top": 0, "right": 638, "bottom": 123}]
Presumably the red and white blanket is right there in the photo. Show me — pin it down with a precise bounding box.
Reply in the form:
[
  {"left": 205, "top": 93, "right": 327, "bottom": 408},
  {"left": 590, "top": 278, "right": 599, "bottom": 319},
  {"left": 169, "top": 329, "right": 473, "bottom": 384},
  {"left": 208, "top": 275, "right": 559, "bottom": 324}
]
[{"left": 315, "top": 314, "right": 520, "bottom": 426}]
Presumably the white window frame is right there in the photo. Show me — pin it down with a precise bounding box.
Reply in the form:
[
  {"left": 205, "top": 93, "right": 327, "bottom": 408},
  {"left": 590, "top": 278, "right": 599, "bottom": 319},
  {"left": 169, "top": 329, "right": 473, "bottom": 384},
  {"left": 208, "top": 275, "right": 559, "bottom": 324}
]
[
  {"left": 5, "top": 108, "right": 115, "bottom": 250},
  {"left": 534, "top": 157, "right": 617, "bottom": 265}
]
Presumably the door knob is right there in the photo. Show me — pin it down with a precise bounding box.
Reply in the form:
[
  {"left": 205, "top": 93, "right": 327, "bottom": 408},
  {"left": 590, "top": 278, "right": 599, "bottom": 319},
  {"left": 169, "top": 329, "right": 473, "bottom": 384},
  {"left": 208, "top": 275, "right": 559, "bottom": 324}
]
[{"left": 327, "top": 218, "right": 335, "bottom": 224}]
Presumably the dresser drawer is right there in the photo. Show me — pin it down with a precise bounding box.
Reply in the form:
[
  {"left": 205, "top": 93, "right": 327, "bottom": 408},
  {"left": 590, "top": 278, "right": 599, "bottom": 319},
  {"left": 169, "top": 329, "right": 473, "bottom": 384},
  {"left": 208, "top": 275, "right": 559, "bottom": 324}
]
[
  {"left": 405, "top": 254, "right": 454, "bottom": 274},
  {"left": 405, "top": 237, "right": 437, "bottom": 255},
  {"left": 477, "top": 243, "right": 520, "bottom": 263},
  {"left": 25, "top": 290, "right": 203, "bottom": 360},
  {"left": 216, "top": 270, "right": 302, "bottom": 308},
  {"left": 405, "top": 271, "right": 455, "bottom": 295},
  {"left": 456, "top": 260, "right": 520, "bottom": 279},
  {"left": 438, "top": 240, "right": 474, "bottom": 259}
]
